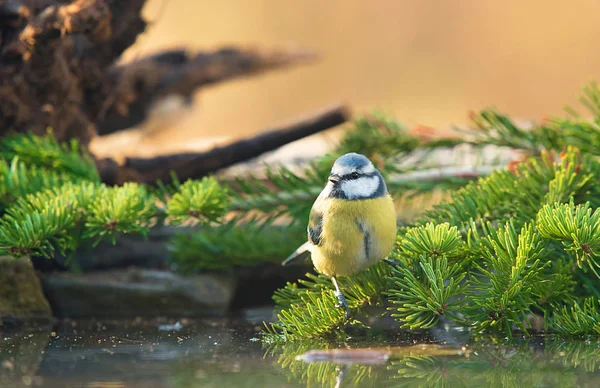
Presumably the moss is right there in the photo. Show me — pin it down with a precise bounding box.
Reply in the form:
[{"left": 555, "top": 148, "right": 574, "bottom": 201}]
[{"left": 0, "top": 256, "right": 52, "bottom": 318}]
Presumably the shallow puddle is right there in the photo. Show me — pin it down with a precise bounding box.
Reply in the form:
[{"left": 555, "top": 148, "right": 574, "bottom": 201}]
[{"left": 1, "top": 312, "right": 600, "bottom": 387}]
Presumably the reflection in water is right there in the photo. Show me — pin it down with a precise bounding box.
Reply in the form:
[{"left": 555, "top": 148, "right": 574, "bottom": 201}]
[
  {"left": 0, "top": 331, "right": 50, "bottom": 387},
  {"left": 1, "top": 317, "right": 600, "bottom": 387},
  {"left": 267, "top": 333, "right": 600, "bottom": 388}
]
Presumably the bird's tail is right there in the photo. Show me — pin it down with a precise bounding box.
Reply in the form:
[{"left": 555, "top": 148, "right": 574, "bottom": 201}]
[{"left": 282, "top": 241, "right": 311, "bottom": 266}]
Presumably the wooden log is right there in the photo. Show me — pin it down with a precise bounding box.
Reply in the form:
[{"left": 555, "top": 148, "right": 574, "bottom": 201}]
[{"left": 98, "top": 104, "right": 350, "bottom": 185}]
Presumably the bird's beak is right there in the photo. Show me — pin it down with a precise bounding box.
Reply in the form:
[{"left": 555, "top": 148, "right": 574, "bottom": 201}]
[{"left": 328, "top": 174, "right": 340, "bottom": 183}]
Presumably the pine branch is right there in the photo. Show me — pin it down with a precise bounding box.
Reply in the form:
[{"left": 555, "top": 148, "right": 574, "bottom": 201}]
[
  {"left": 84, "top": 183, "right": 156, "bottom": 245},
  {"left": 262, "top": 145, "right": 600, "bottom": 341},
  {"left": 169, "top": 218, "right": 306, "bottom": 271},
  {"left": 397, "top": 222, "right": 468, "bottom": 261},
  {"left": 226, "top": 112, "right": 481, "bottom": 224},
  {"left": 0, "top": 182, "right": 100, "bottom": 258},
  {"left": 0, "top": 181, "right": 157, "bottom": 256},
  {"left": 387, "top": 256, "right": 467, "bottom": 329},
  {"left": 0, "top": 158, "right": 85, "bottom": 211},
  {"left": 8, "top": 81, "right": 600, "bottom": 341},
  {"left": 537, "top": 201, "right": 600, "bottom": 277},
  {"left": 337, "top": 114, "right": 462, "bottom": 166},
  {"left": 263, "top": 289, "right": 356, "bottom": 342},
  {"left": 0, "top": 130, "right": 99, "bottom": 182},
  {"left": 465, "top": 93, "right": 600, "bottom": 159},
  {"left": 263, "top": 262, "right": 391, "bottom": 342},
  {"left": 0, "top": 170, "right": 233, "bottom": 261},
  {"left": 421, "top": 147, "right": 596, "bottom": 228},
  {"left": 468, "top": 222, "right": 549, "bottom": 338},
  {"left": 550, "top": 298, "right": 600, "bottom": 336},
  {"left": 229, "top": 161, "right": 328, "bottom": 222},
  {"left": 165, "top": 177, "right": 231, "bottom": 225}
]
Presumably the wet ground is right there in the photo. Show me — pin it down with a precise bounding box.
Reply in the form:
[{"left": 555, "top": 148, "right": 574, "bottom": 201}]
[{"left": 2, "top": 309, "right": 600, "bottom": 388}]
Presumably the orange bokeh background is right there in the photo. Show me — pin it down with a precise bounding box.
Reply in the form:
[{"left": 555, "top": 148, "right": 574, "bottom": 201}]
[{"left": 94, "top": 0, "right": 600, "bottom": 157}]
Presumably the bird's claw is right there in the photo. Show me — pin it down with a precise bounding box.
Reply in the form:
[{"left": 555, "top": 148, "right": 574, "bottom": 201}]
[{"left": 334, "top": 290, "right": 350, "bottom": 319}]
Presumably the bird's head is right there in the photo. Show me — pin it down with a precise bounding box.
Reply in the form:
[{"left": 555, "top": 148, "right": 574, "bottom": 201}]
[{"left": 325, "top": 153, "right": 387, "bottom": 200}]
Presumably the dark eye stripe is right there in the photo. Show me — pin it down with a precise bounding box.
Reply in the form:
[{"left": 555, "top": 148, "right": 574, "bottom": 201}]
[
  {"left": 342, "top": 171, "right": 377, "bottom": 181},
  {"left": 340, "top": 172, "right": 360, "bottom": 181}
]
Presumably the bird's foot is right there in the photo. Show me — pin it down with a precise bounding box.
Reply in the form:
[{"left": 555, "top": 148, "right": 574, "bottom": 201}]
[{"left": 333, "top": 290, "right": 350, "bottom": 319}]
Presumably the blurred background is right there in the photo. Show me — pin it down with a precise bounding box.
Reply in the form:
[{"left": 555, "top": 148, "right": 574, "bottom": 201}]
[{"left": 92, "top": 0, "right": 600, "bottom": 159}]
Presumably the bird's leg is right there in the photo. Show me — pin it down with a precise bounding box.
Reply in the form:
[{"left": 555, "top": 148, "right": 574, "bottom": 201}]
[
  {"left": 331, "top": 276, "right": 350, "bottom": 319},
  {"left": 334, "top": 365, "right": 350, "bottom": 388}
]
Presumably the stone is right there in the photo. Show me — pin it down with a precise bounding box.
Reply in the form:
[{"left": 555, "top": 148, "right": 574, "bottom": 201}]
[
  {"left": 0, "top": 256, "right": 53, "bottom": 328},
  {"left": 34, "top": 227, "right": 182, "bottom": 272},
  {"left": 41, "top": 268, "right": 236, "bottom": 317}
]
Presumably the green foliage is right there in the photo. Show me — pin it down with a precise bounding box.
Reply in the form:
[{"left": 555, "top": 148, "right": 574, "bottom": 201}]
[
  {"left": 273, "top": 262, "right": 390, "bottom": 312},
  {"left": 385, "top": 223, "right": 469, "bottom": 329},
  {"left": 537, "top": 201, "right": 600, "bottom": 276},
  {"left": 0, "top": 158, "right": 85, "bottom": 211},
  {"left": 265, "top": 145, "right": 600, "bottom": 341},
  {"left": 398, "top": 222, "right": 467, "bottom": 261},
  {"left": 468, "top": 222, "right": 549, "bottom": 337},
  {"left": 268, "top": 336, "right": 600, "bottom": 387},
  {"left": 85, "top": 183, "right": 156, "bottom": 245},
  {"left": 387, "top": 256, "right": 467, "bottom": 330},
  {"left": 265, "top": 341, "right": 379, "bottom": 388},
  {"left": 422, "top": 147, "right": 594, "bottom": 227},
  {"left": 339, "top": 114, "right": 461, "bottom": 169},
  {"left": 166, "top": 177, "right": 230, "bottom": 225},
  {"left": 169, "top": 219, "right": 306, "bottom": 271},
  {"left": 8, "top": 81, "right": 600, "bottom": 341},
  {"left": 260, "top": 81, "right": 600, "bottom": 341},
  {"left": 0, "top": 139, "right": 230, "bottom": 259},
  {"left": 0, "top": 130, "right": 99, "bottom": 181},
  {"left": 336, "top": 114, "right": 415, "bottom": 158},
  {"left": 264, "top": 262, "right": 391, "bottom": 342},
  {"left": 0, "top": 181, "right": 158, "bottom": 257},
  {"left": 0, "top": 182, "right": 100, "bottom": 258},
  {"left": 551, "top": 298, "right": 600, "bottom": 336},
  {"left": 229, "top": 163, "right": 325, "bottom": 222},
  {"left": 264, "top": 289, "right": 354, "bottom": 342}
]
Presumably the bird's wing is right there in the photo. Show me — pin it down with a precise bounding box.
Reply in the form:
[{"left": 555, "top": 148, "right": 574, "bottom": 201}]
[
  {"left": 357, "top": 220, "right": 372, "bottom": 260},
  {"left": 307, "top": 202, "right": 324, "bottom": 246},
  {"left": 281, "top": 197, "right": 325, "bottom": 266}
]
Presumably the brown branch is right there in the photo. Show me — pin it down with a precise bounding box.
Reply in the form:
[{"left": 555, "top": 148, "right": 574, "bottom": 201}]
[
  {"left": 94, "top": 46, "right": 317, "bottom": 135},
  {"left": 98, "top": 104, "right": 350, "bottom": 185}
]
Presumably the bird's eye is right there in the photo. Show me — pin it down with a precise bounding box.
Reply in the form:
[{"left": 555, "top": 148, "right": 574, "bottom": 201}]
[{"left": 349, "top": 172, "right": 360, "bottom": 180}]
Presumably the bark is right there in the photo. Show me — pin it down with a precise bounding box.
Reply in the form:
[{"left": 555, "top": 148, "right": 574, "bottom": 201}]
[
  {"left": 99, "top": 104, "right": 350, "bottom": 185},
  {"left": 0, "top": 0, "right": 341, "bottom": 185},
  {"left": 0, "top": 0, "right": 316, "bottom": 143}
]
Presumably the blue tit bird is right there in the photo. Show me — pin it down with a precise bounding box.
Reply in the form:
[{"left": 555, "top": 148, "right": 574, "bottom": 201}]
[{"left": 282, "top": 152, "right": 397, "bottom": 318}]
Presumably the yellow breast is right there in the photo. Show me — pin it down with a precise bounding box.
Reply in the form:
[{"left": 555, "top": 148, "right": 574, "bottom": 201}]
[{"left": 311, "top": 195, "right": 397, "bottom": 277}]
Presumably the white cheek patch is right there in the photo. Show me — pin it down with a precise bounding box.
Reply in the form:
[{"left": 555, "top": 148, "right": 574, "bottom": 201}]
[
  {"left": 320, "top": 181, "right": 334, "bottom": 197},
  {"left": 341, "top": 176, "right": 380, "bottom": 199}
]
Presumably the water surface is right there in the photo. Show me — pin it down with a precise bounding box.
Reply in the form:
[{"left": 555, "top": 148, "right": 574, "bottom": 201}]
[{"left": 2, "top": 312, "right": 600, "bottom": 387}]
